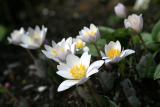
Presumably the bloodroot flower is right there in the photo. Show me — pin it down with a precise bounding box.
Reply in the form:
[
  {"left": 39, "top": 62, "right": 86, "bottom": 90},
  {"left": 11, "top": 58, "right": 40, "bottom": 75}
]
[
  {"left": 42, "top": 37, "right": 75, "bottom": 63},
  {"left": 74, "top": 38, "right": 89, "bottom": 52},
  {"left": 114, "top": 3, "right": 127, "bottom": 18},
  {"left": 124, "top": 14, "right": 143, "bottom": 33},
  {"left": 20, "top": 25, "right": 47, "bottom": 49},
  {"left": 56, "top": 52, "right": 104, "bottom": 92},
  {"left": 101, "top": 41, "right": 135, "bottom": 64},
  {"left": 77, "top": 24, "right": 100, "bottom": 43},
  {"left": 8, "top": 27, "right": 25, "bottom": 45}
]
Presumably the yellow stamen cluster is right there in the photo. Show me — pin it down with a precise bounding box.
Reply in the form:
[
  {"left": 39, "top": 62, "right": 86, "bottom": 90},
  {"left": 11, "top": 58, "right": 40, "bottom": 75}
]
[
  {"left": 107, "top": 48, "right": 121, "bottom": 59},
  {"left": 70, "top": 64, "right": 87, "bottom": 79},
  {"left": 32, "top": 33, "right": 41, "bottom": 42},
  {"left": 76, "top": 39, "right": 85, "bottom": 49},
  {"left": 85, "top": 30, "right": 97, "bottom": 37},
  {"left": 52, "top": 48, "right": 65, "bottom": 57}
]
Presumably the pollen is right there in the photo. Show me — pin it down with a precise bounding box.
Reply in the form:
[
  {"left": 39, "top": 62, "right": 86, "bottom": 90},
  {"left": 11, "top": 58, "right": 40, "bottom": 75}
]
[
  {"left": 70, "top": 64, "right": 87, "bottom": 79},
  {"left": 85, "top": 31, "right": 96, "bottom": 37},
  {"left": 52, "top": 48, "right": 64, "bottom": 56},
  {"left": 107, "top": 48, "right": 121, "bottom": 59},
  {"left": 52, "top": 49, "right": 58, "bottom": 57},
  {"left": 76, "top": 39, "right": 85, "bottom": 49},
  {"left": 32, "top": 33, "right": 40, "bottom": 42}
]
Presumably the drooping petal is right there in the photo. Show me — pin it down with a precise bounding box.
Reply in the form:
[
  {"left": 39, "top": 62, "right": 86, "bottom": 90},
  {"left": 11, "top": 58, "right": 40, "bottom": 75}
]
[
  {"left": 87, "top": 60, "right": 104, "bottom": 75},
  {"left": 86, "top": 68, "right": 99, "bottom": 78},
  {"left": 57, "top": 80, "right": 79, "bottom": 92},
  {"left": 104, "top": 59, "right": 112, "bottom": 64},
  {"left": 120, "top": 49, "right": 135, "bottom": 58}
]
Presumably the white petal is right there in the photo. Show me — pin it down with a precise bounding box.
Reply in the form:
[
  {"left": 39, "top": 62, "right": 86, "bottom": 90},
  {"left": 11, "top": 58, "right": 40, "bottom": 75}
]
[
  {"left": 78, "top": 78, "right": 89, "bottom": 85},
  {"left": 66, "top": 54, "right": 80, "bottom": 67},
  {"left": 100, "top": 51, "right": 105, "bottom": 57},
  {"left": 42, "top": 50, "right": 52, "bottom": 58},
  {"left": 57, "top": 64, "right": 70, "bottom": 71},
  {"left": 56, "top": 70, "right": 73, "bottom": 79},
  {"left": 111, "top": 57, "right": 122, "bottom": 63},
  {"left": 120, "top": 49, "right": 135, "bottom": 58},
  {"left": 57, "top": 80, "right": 79, "bottom": 92},
  {"left": 52, "top": 41, "right": 56, "bottom": 47},
  {"left": 44, "top": 45, "right": 53, "bottom": 51},
  {"left": 104, "top": 59, "right": 112, "bottom": 64},
  {"left": 83, "top": 46, "right": 89, "bottom": 52},
  {"left": 87, "top": 60, "right": 104, "bottom": 74},
  {"left": 114, "top": 40, "right": 121, "bottom": 51},
  {"left": 86, "top": 69, "right": 99, "bottom": 78},
  {"left": 104, "top": 41, "right": 115, "bottom": 53},
  {"left": 80, "top": 52, "right": 91, "bottom": 68}
]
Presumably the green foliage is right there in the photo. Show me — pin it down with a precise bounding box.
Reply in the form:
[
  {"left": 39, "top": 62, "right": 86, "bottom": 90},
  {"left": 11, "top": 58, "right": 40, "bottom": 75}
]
[
  {"left": 141, "top": 32, "right": 160, "bottom": 50},
  {"left": 136, "top": 53, "right": 156, "bottom": 78},
  {"left": 154, "top": 64, "right": 160, "bottom": 80},
  {"left": 152, "top": 20, "right": 160, "bottom": 42},
  {"left": 87, "top": 39, "right": 106, "bottom": 57},
  {"left": 0, "top": 25, "right": 7, "bottom": 41},
  {"left": 99, "top": 26, "right": 131, "bottom": 44}
]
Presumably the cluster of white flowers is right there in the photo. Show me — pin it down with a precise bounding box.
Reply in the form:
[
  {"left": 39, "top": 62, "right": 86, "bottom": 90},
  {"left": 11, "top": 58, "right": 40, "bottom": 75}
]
[
  {"left": 8, "top": 8, "right": 139, "bottom": 91},
  {"left": 8, "top": 25, "right": 47, "bottom": 49},
  {"left": 40, "top": 24, "right": 134, "bottom": 92}
]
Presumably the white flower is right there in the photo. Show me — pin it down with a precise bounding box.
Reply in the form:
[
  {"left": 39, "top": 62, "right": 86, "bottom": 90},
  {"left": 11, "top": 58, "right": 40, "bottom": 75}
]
[
  {"left": 73, "top": 38, "right": 89, "bottom": 52},
  {"left": 133, "top": 0, "right": 150, "bottom": 11},
  {"left": 42, "top": 37, "right": 75, "bottom": 63},
  {"left": 114, "top": 3, "right": 127, "bottom": 18},
  {"left": 101, "top": 41, "right": 135, "bottom": 64},
  {"left": 56, "top": 52, "right": 104, "bottom": 92},
  {"left": 124, "top": 14, "right": 143, "bottom": 33},
  {"left": 77, "top": 24, "right": 100, "bottom": 43},
  {"left": 20, "top": 25, "right": 47, "bottom": 49},
  {"left": 8, "top": 27, "right": 25, "bottom": 45}
]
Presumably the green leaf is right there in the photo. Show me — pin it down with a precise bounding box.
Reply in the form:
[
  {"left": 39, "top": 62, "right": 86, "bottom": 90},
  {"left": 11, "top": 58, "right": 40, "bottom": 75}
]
[
  {"left": 152, "top": 20, "right": 160, "bottom": 42},
  {"left": 87, "top": 39, "right": 106, "bottom": 57},
  {"left": 136, "top": 53, "right": 156, "bottom": 78},
  {"left": 0, "top": 25, "right": 7, "bottom": 41},
  {"left": 99, "top": 26, "right": 115, "bottom": 42},
  {"left": 154, "top": 64, "right": 160, "bottom": 80},
  {"left": 141, "top": 32, "right": 160, "bottom": 50},
  {"left": 87, "top": 44, "right": 98, "bottom": 57}
]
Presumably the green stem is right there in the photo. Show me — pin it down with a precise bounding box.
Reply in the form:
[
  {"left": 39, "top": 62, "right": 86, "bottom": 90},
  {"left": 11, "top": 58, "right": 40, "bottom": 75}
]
[
  {"left": 93, "top": 43, "right": 101, "bottom": 57},
  {"left": 138, "top": 34, "right": 148, "bottom": 51},
  {"left": 26, "top": 49, "right": 36, "bottom": 62}
]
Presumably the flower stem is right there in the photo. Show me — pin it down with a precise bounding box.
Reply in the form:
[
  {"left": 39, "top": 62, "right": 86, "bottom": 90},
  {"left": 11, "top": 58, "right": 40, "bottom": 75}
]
[
  {"left": 93, "top": 43, "right": 101, "bottom": 57},
  {"left": 26, "top": 49, "right": 36, "bottom": 62},
  {"left": 138, "top": 34, "right": 148, "bottom": 51}
]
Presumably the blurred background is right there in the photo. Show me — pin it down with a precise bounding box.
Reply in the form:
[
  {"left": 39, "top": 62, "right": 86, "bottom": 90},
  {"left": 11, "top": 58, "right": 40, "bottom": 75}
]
[{"left": 0, "top": 0, "right": 160, "bottom": 107}]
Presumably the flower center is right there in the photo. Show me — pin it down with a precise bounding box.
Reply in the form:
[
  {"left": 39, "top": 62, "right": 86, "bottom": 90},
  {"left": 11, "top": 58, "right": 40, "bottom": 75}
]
[
  {"left": 70, "top": 64, "right": 87, "bottom": 79},
  {"left": 85, "top": 31, "right": 96, "bottom": 37},
  {"left": 107, "top": 48, "right": 121, "bottom": 59},
  {"left": 32, "top": 33, "right": 41, "bottom": 42},
  {"left": 76, "top": 40, "right": 85, "bottom": 49},
  {"left": 52, "top": 48, "right": 65, "bottom": 57}
]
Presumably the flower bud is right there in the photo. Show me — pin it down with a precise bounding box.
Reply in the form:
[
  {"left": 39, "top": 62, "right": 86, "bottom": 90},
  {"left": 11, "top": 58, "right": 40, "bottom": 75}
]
[
  {"left": 124, "top": 14, "right": 143, "bottom": 33},
  {"left": 134, "top": 0, "right": 150, "bottom": 11},
  {"left": 114, "top": 3, "right": 127, "bottom": 18}
]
